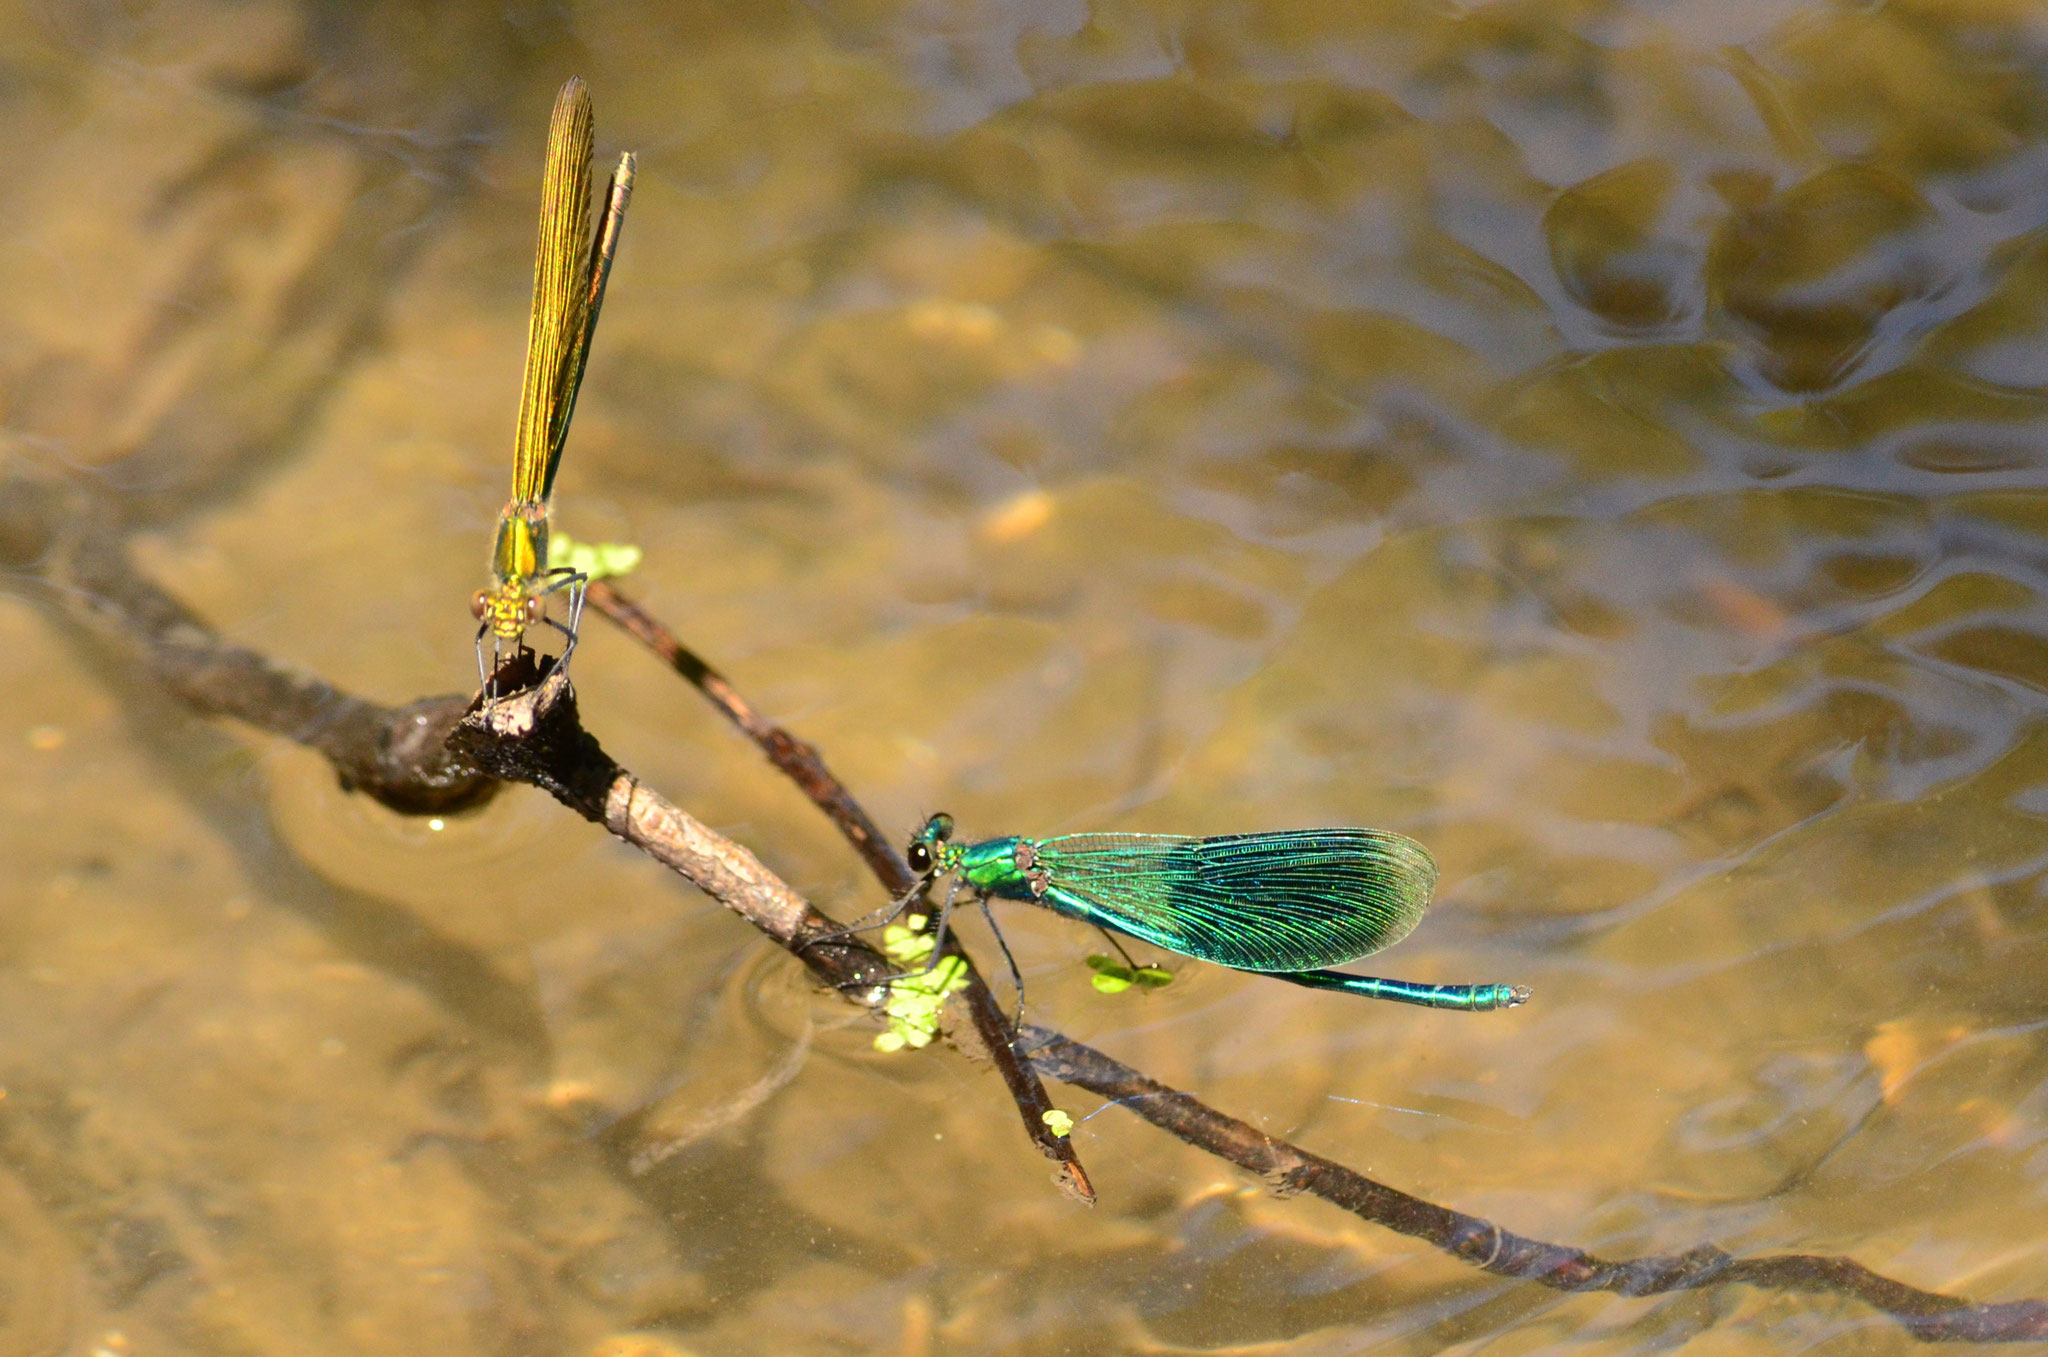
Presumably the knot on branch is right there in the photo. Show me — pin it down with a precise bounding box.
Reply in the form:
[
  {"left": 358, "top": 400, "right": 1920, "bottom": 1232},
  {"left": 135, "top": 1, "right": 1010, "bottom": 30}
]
[{"left": 447, "top": 656, "right": 621, "bottom": 821}]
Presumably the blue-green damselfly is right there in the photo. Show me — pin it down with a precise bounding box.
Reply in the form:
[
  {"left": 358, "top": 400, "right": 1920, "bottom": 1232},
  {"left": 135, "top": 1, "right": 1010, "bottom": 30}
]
[{"left": 897, "top": 813, "right": 1528, "bottom": 1012}]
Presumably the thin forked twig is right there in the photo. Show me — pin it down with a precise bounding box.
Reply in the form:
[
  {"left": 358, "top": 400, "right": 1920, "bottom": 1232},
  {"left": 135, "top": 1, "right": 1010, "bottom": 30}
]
[
  {"left": 586, "top": 580, "right": 1091, "bottom": 1200},
  {"left": 443, "top": 662, "right": 1103, "bottom": 1184}
]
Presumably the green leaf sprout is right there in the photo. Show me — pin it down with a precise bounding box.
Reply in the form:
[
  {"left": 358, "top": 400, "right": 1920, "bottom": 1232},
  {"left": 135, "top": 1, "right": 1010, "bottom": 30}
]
[
  {"left": 1085, "top": 953, "right": 1174, "bottom": 995},
  {"left": 549, "top": 531, "right": 643, "bottom": 581},
  {"left": 873, "top": 915, "right": 970, "bottom": 1052}
]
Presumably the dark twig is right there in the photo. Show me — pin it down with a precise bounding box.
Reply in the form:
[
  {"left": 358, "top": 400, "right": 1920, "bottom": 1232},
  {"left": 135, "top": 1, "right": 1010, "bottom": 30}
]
[
  {"left": 587, "top": 581, "right": 898, "bottom": 875},
  {"left": 587, "top": 579, "right": 1094, "bottom": 1202},
  {"left": 1021, "top": 1031, "right": 2048, "bottom": 1343}
]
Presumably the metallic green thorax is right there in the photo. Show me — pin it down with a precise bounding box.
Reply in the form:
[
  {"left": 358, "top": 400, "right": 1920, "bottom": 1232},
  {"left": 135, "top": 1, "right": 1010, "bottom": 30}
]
[
  {"left": 915, "top": 818, "right": 1058, "bottom": 900},
  {"left": 931, "top": 835, "right": 1033, "bottom": 894}
]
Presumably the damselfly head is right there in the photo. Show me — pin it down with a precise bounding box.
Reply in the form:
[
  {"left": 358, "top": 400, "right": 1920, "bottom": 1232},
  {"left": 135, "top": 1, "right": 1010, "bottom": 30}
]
[
  {"left": 473, "top": 581, "right": 534, "bottom": 640},
  {"left": 905, "top": 811, "right": 956, "bottom": 876}
]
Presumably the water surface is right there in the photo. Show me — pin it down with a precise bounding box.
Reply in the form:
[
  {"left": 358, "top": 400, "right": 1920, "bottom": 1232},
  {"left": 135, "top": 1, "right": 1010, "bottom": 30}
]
[{"left": 4, "top": 0, "right": 2048, "bottom": 1352}]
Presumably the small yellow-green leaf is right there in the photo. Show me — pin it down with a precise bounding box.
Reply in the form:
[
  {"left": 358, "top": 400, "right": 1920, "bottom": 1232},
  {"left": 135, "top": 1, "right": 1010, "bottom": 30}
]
[
  {"left": 1087, "top": 953, "right": 1171, "bottom": 993},
  {"left": 872, "top": 955, "right": 970, "bottom": 1053},
  {"left": 881, "top": 925, "right": 936, "bottom": 966},
  {"left": 1042, "top": 1109, "right": 1074, "bottom": 1138},
  {"left": 551, "top": 531, "right": 643, "bottom": 580}
]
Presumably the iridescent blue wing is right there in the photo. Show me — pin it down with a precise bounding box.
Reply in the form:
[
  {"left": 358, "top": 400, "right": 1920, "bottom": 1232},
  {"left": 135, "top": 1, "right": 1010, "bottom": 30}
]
[{"left": 1031, "top": 829, "right": 1437, "bottom": 972}]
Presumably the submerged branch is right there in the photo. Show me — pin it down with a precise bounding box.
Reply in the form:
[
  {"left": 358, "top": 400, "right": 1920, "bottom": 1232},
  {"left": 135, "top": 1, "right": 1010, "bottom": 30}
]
[
  {"left": 0, "top": 465, "right": 490, "bottom": 815},
  {"left": 1022, "top": 1032, "right": 2048, "bottom": 1343}
]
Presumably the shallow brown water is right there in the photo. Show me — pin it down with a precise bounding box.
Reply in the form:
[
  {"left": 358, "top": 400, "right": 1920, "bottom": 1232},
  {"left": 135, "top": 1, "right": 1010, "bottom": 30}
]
[{"left": 4, "top": 0, "right": 2048, "bottom": 1352}]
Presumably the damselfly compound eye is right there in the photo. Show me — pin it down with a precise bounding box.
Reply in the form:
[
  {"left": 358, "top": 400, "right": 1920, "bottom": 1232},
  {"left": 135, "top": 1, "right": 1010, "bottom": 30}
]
[{"left": 470, "top": 590, "right": 492, "bottom": 620}]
